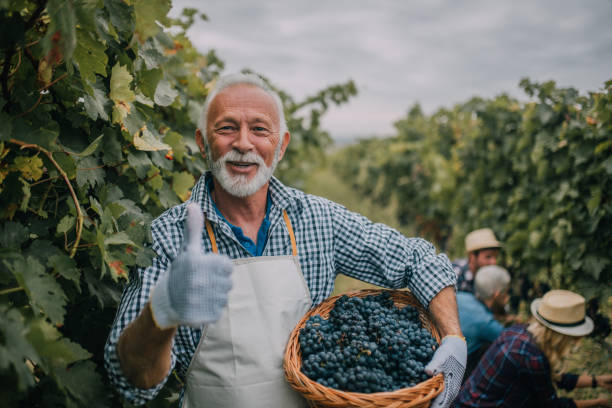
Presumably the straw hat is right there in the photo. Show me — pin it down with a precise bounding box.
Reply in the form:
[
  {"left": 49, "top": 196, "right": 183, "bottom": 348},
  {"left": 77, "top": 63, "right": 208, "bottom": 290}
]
[
  {"left": 530, "top": 290, "right": 594, "bottom": 337},
  {"left": 465, "top": 228, "right": 502, "bottom": 253}
]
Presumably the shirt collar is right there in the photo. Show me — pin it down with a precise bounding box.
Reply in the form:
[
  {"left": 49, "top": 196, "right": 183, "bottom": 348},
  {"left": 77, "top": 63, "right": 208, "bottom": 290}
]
[{"left": 188, "top": 171, "right": 300, "bottom": 223}]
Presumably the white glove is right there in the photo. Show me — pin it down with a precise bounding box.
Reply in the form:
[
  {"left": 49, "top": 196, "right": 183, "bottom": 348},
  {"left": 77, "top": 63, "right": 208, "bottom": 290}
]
[
  {"left": 425, "top": 335, "right": 467, "bottom": 408},
  {"left": 150, "top": 202, "right": 233, "bottom": 329}
]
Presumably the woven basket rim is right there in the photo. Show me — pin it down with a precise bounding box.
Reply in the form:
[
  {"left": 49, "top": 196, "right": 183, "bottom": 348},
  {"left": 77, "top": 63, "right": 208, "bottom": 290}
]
[{"left": 284, "top": 289, "right": 444, "bottom": 408}]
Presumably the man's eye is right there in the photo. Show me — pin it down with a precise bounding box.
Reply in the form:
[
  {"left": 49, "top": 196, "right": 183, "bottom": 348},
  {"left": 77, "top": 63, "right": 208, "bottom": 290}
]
[
  {"left": 217, "top": 126, "right": 236, "bottom": 132},
  {"left": 253, "top": 126, "right": 270, "bottom": 134}
]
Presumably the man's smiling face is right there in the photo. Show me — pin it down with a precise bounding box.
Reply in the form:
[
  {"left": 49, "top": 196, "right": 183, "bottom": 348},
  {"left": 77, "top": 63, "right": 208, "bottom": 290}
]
[{"left": 200, "top": 83, "right": 289, "bottom": 197}]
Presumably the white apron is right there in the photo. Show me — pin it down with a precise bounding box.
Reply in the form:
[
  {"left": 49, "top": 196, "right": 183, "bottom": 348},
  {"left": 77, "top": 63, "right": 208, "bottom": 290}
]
[{"left": 182, "top": 210, "right": 312, "bottom": 408}]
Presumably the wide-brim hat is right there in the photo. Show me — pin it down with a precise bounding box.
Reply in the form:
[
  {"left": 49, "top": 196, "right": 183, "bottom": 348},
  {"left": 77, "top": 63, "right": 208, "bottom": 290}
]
[
  {"left": 465, "top": 228, "right": 502, "bottom": 253},
  {"left": 530, "top": 290, "right": 593, "bottom": 337}
]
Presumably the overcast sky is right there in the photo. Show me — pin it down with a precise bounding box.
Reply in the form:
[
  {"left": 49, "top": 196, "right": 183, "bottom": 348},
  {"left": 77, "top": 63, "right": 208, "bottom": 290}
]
[{"left": 170, "top": 1, "right": 612, "bottom": 142}]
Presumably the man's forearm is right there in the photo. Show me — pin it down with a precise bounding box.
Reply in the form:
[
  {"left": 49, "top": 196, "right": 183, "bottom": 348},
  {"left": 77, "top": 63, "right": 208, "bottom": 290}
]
[
  {"left": 117, "top": 302, "right": 176, "bottom": 389},
  {"left": 428, "top": 286, "right": 463, "bottom": 338}
]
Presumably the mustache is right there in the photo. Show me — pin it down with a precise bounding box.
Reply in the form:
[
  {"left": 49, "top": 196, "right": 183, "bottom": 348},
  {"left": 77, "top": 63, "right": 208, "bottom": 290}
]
[{"left": 218, "top": 150, "right": 266, "bottom": 167}]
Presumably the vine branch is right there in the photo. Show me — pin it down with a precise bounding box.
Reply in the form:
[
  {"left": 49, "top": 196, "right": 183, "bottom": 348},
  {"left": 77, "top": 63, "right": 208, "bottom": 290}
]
[
  {"left": 9, "top": 138, "right": 83, "bottom": 258},
  {"left": 0, "top": 286, "right": 24, "bottom": 296}
]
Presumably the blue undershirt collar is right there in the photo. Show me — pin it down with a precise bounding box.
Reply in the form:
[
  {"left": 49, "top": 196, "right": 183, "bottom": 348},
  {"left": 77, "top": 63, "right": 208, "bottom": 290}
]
[{"left": 206, "top": 177, "right": 271, "bottom": 256}]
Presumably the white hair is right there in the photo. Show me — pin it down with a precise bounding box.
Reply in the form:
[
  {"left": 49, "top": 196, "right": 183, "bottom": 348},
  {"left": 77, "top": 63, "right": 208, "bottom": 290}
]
[
  {"left": 197, "top": 72, "right": 288, "bottom": 139},
  {"left": 474, "top": 265, "right": 511, "bottom": 301}
]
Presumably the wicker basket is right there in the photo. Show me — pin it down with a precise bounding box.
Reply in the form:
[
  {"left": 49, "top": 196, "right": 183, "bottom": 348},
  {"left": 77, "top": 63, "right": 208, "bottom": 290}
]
[{"left": 284, "top": 289, "right": 444, "bottom": 408}]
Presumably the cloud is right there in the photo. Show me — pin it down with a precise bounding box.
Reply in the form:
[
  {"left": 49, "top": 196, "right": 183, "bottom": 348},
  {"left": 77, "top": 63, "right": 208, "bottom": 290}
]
[{"left": 171, "top": 0, "right": 612, "bottom": 140}]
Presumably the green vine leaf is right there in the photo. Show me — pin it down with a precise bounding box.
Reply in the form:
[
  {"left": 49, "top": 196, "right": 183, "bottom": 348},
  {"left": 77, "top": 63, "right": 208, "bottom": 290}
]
[
  {"left": 133, "top": 128, "right": 171, "bottom": 151},
  {"left": 0, "top": 306, "right": 39, "bottom": 391},
  {"left": 6, "top": 256, "right": 67, "bottom": 324},
  {"left": 133, "top": 0, "right": 171, "bottom": 42},
  {"left": 0, "top": 221, "right": 29, "bottom": 249},
  {"left": 83, "top": 81, "right": 111, "bottom": 122},
  {"left": 26, "top": 319, "right": 91, "bottom": 371},
  {"left": 154, "top": 78, "right": 178, "bottom": 107},
  {"left": 73, "top": 29, "right": 108, "bottom": 84}
]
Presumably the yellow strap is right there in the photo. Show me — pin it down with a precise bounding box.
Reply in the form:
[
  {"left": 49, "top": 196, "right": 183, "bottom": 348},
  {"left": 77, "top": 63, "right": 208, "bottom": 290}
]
[
  {"left": 205, "top": 219, "right": 218, "bottom": 253},
  {"left": 282, "top": 210, "right": 298, "bottom": 257}
]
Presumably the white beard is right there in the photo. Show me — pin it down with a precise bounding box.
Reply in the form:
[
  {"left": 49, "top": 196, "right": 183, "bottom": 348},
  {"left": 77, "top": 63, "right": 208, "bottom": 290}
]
[{"left": 209, "top": 143, "right": 282, "bottom": 198}]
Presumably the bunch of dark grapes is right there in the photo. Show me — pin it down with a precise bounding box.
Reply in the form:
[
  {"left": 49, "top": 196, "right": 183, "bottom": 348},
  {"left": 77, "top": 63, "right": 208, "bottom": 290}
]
[{"left": 299, "top": 292, "right": 437, "bottom": 393}]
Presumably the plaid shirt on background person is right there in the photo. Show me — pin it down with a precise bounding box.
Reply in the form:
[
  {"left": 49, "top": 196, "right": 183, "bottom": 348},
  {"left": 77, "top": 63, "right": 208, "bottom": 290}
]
[
  {"left": 104, "top": 172, "right": 457, "bottom": 405},
  {"left": 454, "top": 325, "right": 577, "bottom": 408}
]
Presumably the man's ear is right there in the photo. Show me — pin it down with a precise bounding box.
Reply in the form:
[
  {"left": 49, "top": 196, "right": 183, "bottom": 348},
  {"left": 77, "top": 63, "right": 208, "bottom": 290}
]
[
  {"left": 195, "top": 129, "right": 206, "bottom": 159},
  {"left": 277, "top": 131, "right": 291, "bottom": 161}
]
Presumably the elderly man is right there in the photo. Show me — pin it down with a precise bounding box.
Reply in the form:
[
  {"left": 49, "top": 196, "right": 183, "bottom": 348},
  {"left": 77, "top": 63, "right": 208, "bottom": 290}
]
[
  {"left": 457, "top": 265, "right": 511, "bottom": 378},
  {"left": 104, "top": 73, "right": 465, "bottom": 408},
  {"left": 453, "top": 228, "right": 502, "bottom": 293}
]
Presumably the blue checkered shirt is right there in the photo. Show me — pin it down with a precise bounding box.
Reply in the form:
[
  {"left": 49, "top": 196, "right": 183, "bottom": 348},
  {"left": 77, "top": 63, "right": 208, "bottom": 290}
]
[{"left": 104, "top": 172, "right": 456, "bottom": 405}]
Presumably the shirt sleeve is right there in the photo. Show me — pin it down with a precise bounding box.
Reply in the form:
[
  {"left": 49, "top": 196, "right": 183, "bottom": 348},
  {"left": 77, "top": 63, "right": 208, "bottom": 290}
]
[
  {"left": 478, "top": 315, "right": 504, "bottom": 345},
  {"left": 330, "top": 201, "right": 456, "bottom": 308},
  {"left": 520, "top": 348, "right": 578, "bottom": 408},
  {"left": 556, "top": 373, "right": 579, "bottom": 391},
  {"left": 103, "top": 223, "right": 178, "bottom": 405}
]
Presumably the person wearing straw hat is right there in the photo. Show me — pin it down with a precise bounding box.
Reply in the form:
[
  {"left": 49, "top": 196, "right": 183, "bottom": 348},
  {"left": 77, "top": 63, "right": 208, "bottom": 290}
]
[
  {"left": 455, "top": 289, "right": 612, "bottom": 407},
  {"left": 104, "top": 73, "right": 467, "bottom": 408},
  {"left": 453, "top": 228, "right": 502, "bottom": 293}
]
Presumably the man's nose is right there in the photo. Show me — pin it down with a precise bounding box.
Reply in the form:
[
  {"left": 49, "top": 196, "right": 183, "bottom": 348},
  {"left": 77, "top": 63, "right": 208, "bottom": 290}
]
[{"left": 232, "top": 124, "right": 254, "bottom": 152}]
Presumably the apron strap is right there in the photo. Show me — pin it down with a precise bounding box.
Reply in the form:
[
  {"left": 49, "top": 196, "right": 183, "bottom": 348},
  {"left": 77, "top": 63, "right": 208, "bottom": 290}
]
[
  {"left": 204, "top": 209, "right": 298, "bottom": 257},
  {"left": 282, "top": 210, "right": 298, "bottom": 257},
  {"left": 205, "top": 219, "right": 219, "bottom": 253}
]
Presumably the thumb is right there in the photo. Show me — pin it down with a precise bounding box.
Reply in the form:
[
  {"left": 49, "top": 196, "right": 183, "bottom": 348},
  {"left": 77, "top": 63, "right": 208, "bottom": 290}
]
[{"left": 183, "top": 202, "right": 204, "bottom": 251}]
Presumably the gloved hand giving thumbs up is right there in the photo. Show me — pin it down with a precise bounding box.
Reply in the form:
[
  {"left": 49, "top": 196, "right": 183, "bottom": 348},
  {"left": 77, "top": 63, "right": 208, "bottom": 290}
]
[{"left": 150, "top": 202, "right": 233, "bottom": 329}]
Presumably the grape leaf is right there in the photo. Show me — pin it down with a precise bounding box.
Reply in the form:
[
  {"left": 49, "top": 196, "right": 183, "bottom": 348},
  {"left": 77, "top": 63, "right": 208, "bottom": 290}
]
[
  {"left": 138, "top": 38, "right": 165, "bottom": 70},
  {"left": 158, "top": 183, "right": 179, "bottom": 207},
  {"left": 26, "top": 319, "right": 91, "bottom": 371},
  {"left": 0, "top": 306, "right": 39, "bottom": 391},
  {"left": 172, "top": 171, "right": 194, "bottom": 201},
  {"left": 45, "top": 0, "right": 77, "bottom": 63},
  {"left": 133, "top": 128, "right": 171, "bottom": 151},
  {"left": 76, "top": 156, "right": 105, "bottom": 188},
  {"left": 57, "top": 215, "right": 75, "bottom": 234},
  {"left": 53, "top": 152, "right": 77, "bottom": 179},
  {"left": 73, "top": 28, "right": 108, "bottom": 84},
  {"left": 101, "top": 127, "right": 123, "bottom": 165},
  {"left": 48, "top": 254, "right": 80, "bottom": 288},
  {"left": 83, "top": 81, "right": 110, "bottom": 121},
  {"left": 104, "top": 231, "right": 137, "bottom": 246},
  {"left": 104, "top": 0, "right": 134, "bottom": 34},
  {"left": 64, "top": 134, "right": 104, "bottom": 158},
  {"left": 53, "top": 361, "right": 109, "bottom": 407},
  {"left": 0, "top": 221, "right": 28, "bottom": 249},
  {"left": 154, "top": 79, "right": 178, "bottom": 107},
  {"left": 13, "top": 156, "right": 44, "bottom": 181},
  {"left": 583, "top": 256, "right": 608, "bottom": 280},
  {"left": 110, "top": 63, "right": 135, "bottom": 103},
  {"left": 133, "top": 0, "right": 171, "bottom": 41},
  {"left": 6, "top": 257, "right": 67, "bottom": 324},
  {"left": 127, "top": 151, "right": 152, "bottom": 178},
  {"left": 164, "top": 131, "right": 187, "bottom": 163},
  {"left": 137, "top": 68, "right": 163, "bottom": 99}
]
